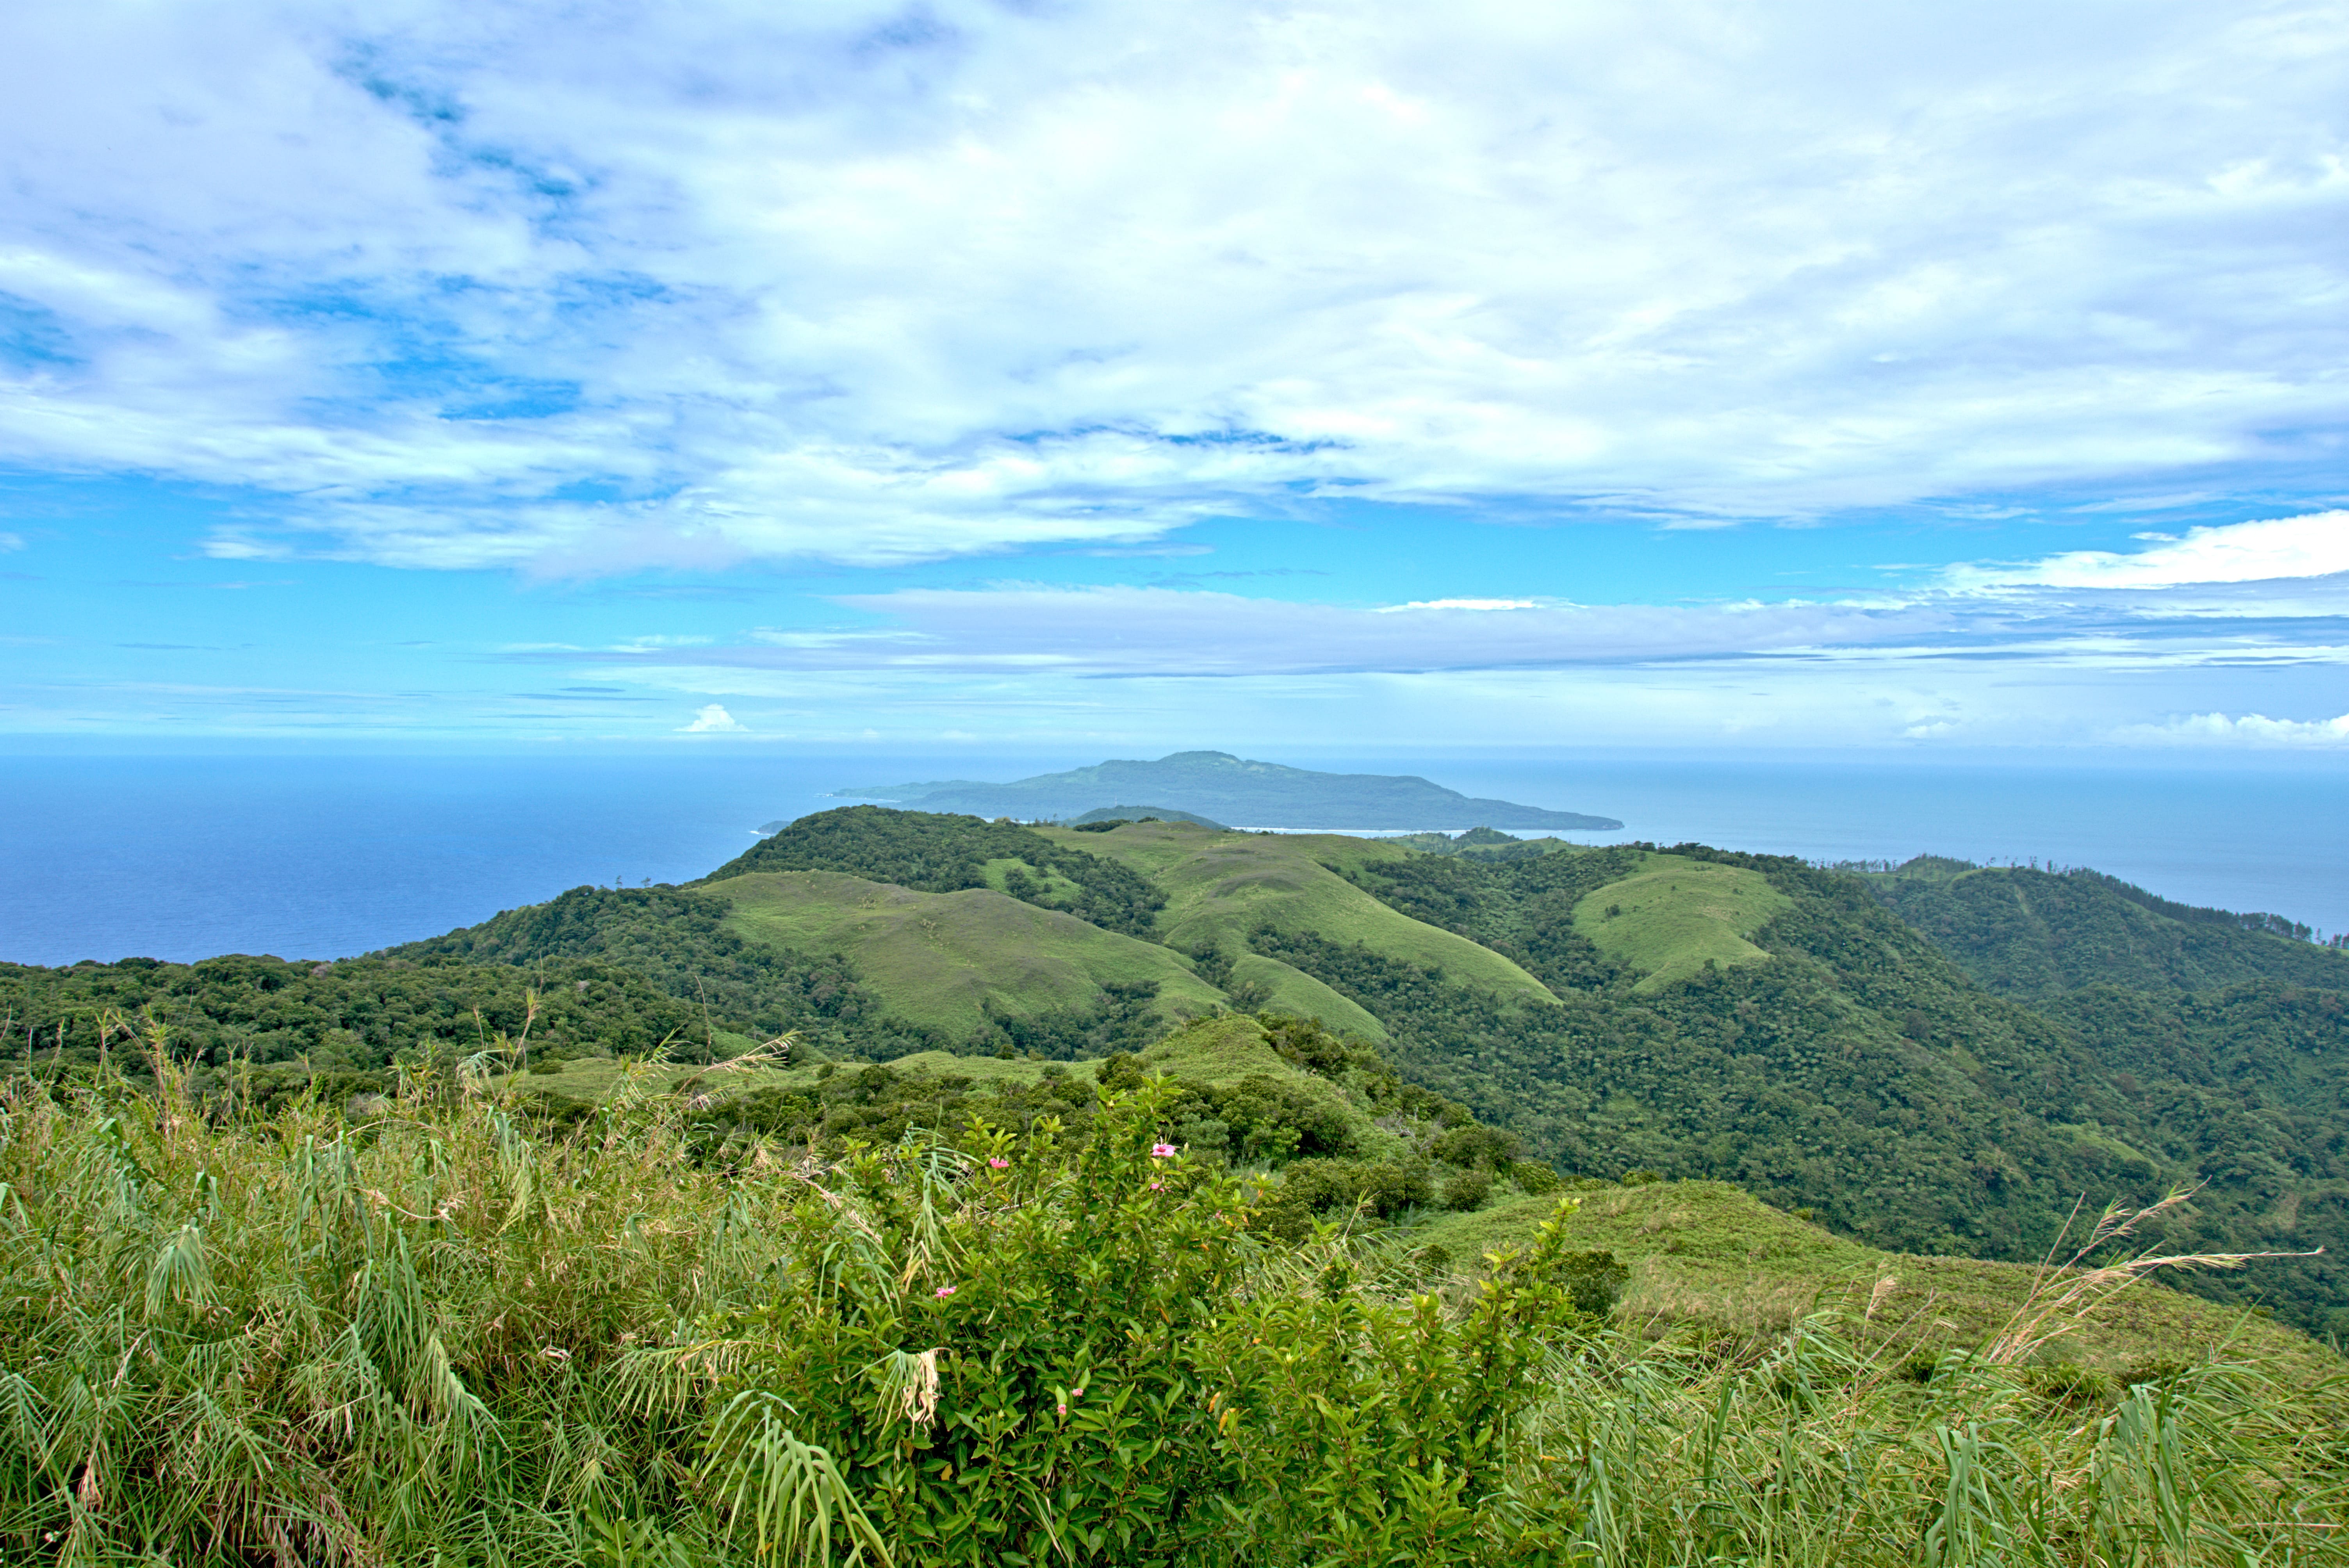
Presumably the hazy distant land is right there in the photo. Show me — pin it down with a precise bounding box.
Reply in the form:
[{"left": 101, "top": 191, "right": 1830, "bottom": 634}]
[{"left": 831, "top": 748, "right": 1624, "bottom": 830}]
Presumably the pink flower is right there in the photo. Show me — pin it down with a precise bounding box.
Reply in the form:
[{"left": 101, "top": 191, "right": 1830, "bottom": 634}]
[
  {"left": 1151, "top": 1143, "right": 1177, "bottom": 1158},
  {"left": 1056, "top": 1402, "right": 1068, "bottom": 1416},
  {"left": 1147, "top": 1180, "right": 1165, "bottom": 1192},
  {"left": 934, "top": 1285, "right": 957, "bottom": 1299},
  {"left": 988, "top": 1158, "right": 1010, "bottom": 1169}
]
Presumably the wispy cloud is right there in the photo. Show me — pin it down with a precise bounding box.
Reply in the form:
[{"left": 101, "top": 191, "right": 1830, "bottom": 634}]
[
  {"left": 2113, "top": 710, "right": 2349, "bottom": 746},
  {"left": 0, "top": 2, "right": 2342, "bottom": 571},
  {"left": 1945, "top": 511, "right": 2349, "bottom": 591}
]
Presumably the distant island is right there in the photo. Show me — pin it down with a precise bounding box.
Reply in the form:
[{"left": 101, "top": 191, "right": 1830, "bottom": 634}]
[{"left": 829, "top": 749, "right": 1623, "bottom": 830}]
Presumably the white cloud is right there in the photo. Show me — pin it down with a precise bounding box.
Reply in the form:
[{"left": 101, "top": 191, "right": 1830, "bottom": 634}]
[
  {"left": 809, "top": 584, "right": 1939, "bottom": 675},
  {"left": 0, "top": 1, "right": 2344, "bottom": 569},
  {"left": 1947, "top": 510, "right": 2349, "bottom": 591},
  {"left": 679, "top": 703, "right": 745, "bottom": 732},
  {"left": 0, "top": 531, "right": 21, "bottom": 551},
  {"left": 2114, "top": 710, "right": 2349, "bottom": 745}
]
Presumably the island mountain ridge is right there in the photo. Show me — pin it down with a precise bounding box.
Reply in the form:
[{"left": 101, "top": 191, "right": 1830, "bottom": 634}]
[{"left": 831, "top": 748, "right": 1624, "bottom": 830}]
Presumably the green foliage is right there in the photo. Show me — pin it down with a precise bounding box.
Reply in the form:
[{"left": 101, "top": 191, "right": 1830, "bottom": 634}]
[
  {"left": 0, "top": 949, "right": 710, "bottom": 1104},
  {"left": 692, "top": 1015, "right": 1477, "bottom": 1202},
  {"left": 387, "top": 883, "right": 942, "bottom": 1059},
  {"left": 0, "top": 1063, "right": 1628, "bottom": 1566},
  {"left": 1383, "top": 826, "right": 1573, "bottom": 862},
  {"left": 705, "top": 807, "right": 1167, "bottom": 936},
  {"left": 1248, "top": 921, "right": 2122, "bottom": 1262},
  {"left": 2035, "top": 979, "right": 2349, "bottom": 1336},
  {"left": 981, "top": 979, "right": 1164, "bottom": 1060},
  {"left": 1347, "top": 842, "right": 1646, "bottom": 991},
  {"left": 1866, "top": 862, "right": 2349, "bottom": 999},
  {"left": 5, "top": 1059, "right": 2340, "bottom": 1568}
]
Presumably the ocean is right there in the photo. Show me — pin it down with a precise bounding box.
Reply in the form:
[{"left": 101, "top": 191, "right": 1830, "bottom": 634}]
[{"left": 2, "top": 748, "right": 2342, "bottom": 967}]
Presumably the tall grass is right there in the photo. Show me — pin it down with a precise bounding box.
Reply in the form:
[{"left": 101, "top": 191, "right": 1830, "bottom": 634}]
[{"left": 1, "top": 1035, "right": 2343, "bottom": 1566}]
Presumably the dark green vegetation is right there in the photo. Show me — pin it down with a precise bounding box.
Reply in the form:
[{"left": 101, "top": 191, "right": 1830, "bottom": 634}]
[
  {"left": 390, "top": 884, "right": 939, "bottom": 1058},
  {"left": 521, "top": 1012, "right": 1565, "bottom": 1240},
  {"left": 7, "top": 1045, "right": 2345, "bottom": 1566},
  {"left": 1384, "top": 825, "right": 1576, "bottom": 861},
  {"left": 0, "top": 949, "right": 724, "bottom": 1107},
  {"left": 834, "top": 748, "right": 1624, "bottom": 829},
  {"left": 1303, "top": 841, "right": 2349, "bottom": 1338},
  {"left": 704, "top": 806, "right": 1167, "bottom": 936},
  {"left": 1863, "top": 858, "right": 2349, "bottom": 999}
]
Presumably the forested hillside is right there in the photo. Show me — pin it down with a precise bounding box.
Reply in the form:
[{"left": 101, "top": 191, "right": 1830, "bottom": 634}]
[
  {"left": 1312, "top": 840, "right": 2349, "bottom": 1337},
  {"left": 387, "top": 883, "right": 946, "bottom": 1058},
  {"left": 0, "top": 950, "right": 718, "bottom": 1108},
  {"left": 1864, "top": 859, "right": 2349, "bottom": 998}
]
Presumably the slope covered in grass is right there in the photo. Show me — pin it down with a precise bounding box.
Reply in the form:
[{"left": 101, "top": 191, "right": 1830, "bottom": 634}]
[
  {"left": 1028, "top": 819, "right": 1557, "bottom": 1008},
  {"left": 1569, "top": 853, "right": 1791, "bottom": 991},
  {"left": 1417, "top": 1180, "right": 2339, "bottom": 1381},
  {"left": 709, "top": 869, "right": 1226, "bottom": 1042},
  {"left": 702, "top": 805, "right": 1167, "bottom": 936}
]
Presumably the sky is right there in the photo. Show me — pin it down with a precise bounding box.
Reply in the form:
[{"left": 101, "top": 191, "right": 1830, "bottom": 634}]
[{"left": 1, "top": 0, "right": 2345, "bottom": 754}]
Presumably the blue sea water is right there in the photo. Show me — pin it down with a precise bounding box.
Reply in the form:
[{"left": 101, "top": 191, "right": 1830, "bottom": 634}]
[{"left": 0, "top": 748, "right": 2342, "bottom": 967}]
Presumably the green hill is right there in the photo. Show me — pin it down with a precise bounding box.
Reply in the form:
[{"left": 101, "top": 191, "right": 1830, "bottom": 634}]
[
  {"left": 1326, "top": 841, "right": 2349, "bottom": 1338},
  {"left": 709, "top": 870, "right": 1226, "bottom": 1043},
  {"left": 1027, "top": 819, "right": 1557, "bottom": 1009},
  {"left": 702, "top": 806, "right": 1167, "bottom": 937},
  {"left": 387, "top": 883, "right": 943, "bottom": 1058},
  {"left": 1863, "top": 859, "right": 2349, "bottom": 999},
  {"left": 1568, "top": 852, "right": 1791, "bottom": 992},
  {"left": 1417, "top": 1180, "right": 2337, "bottom": 1381}
]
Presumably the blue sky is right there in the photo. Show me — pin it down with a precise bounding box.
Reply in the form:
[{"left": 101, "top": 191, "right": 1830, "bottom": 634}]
[{"left": 2, "top": 0, "right": 2345, "bottom": 753}]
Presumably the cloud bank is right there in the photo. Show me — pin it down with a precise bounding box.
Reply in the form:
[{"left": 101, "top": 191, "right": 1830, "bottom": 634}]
[
  {"left": 1947, "top": 511, "right": 2349, "bottom": 591},
  {"left": 2, "top": 0, "right": 2345, "bottom": 570}
]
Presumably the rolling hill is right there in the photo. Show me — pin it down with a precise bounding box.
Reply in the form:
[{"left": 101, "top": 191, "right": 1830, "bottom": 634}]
[{"left": 1861, "top": 858, "right": 2349, "bottom": 999}]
